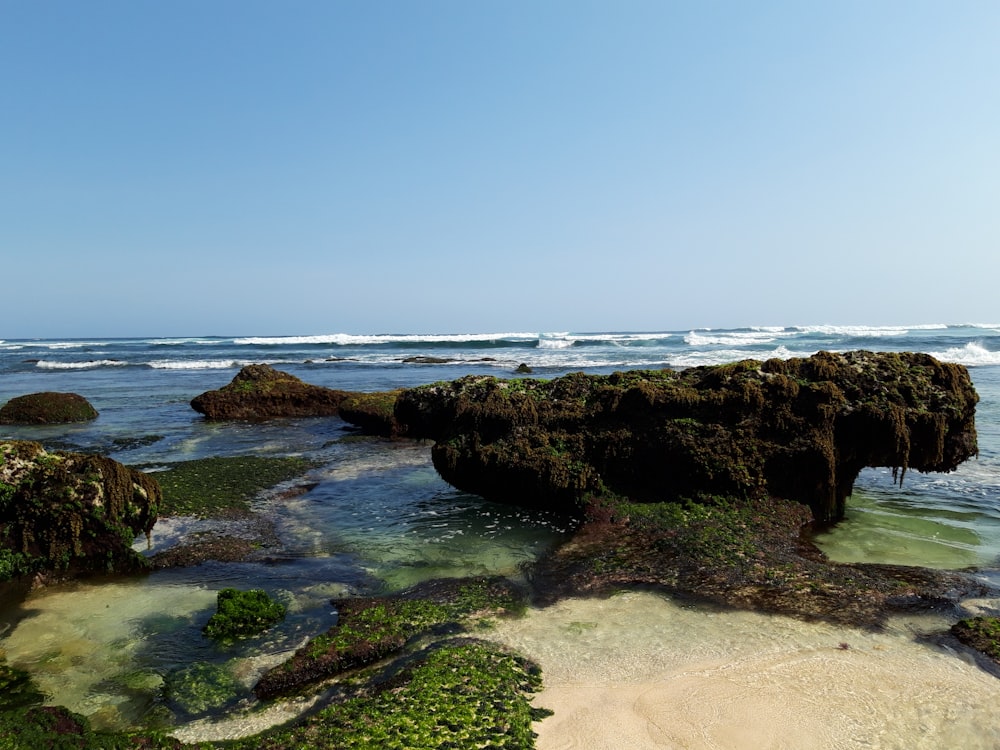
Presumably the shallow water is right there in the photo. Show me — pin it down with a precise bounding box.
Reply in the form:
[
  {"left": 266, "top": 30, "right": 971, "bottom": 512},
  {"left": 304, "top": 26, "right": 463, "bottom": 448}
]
[
  {"left": 0, "top": 441, "right": 571, "bottom": 731},
  {"left": 485, "top": 591, "right": 1000, "bottom": 750}
]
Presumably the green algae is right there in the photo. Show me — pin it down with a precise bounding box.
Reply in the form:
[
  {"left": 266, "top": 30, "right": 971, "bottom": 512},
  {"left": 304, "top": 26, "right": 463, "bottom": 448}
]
[
  {"left": 165, "top": 662, "right": 244, "bottom": 717},
  {"left": 232, "top": 640, "right": 547, "bottom": 750},
  {"left": 952, "top": 616, "right": 1000, "bottom": 662},
  {"left": 0, "top": 658, "right": 46, "bottom": 711},
  {"left": 202, "top": 588, "right": 286, "bottom": 641},
  {"left": 149, "top": 456, "right": 316, "bottom": 517},
  {"left": 254, "top": 577, "right": 526, "bottom": 700}
]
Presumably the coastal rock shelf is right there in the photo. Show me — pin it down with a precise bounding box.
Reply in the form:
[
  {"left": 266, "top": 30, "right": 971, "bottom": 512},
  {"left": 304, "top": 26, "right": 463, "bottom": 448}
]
[{"left": 390, "top": 350, "right": 979, "bottom": 524}]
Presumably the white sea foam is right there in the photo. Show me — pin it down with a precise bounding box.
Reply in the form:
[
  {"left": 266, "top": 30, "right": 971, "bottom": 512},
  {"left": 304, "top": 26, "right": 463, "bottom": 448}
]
[
  {"left": 668, "top": 345, "right": 802, "bottom": 368},
  {"left": 233, "top": 332, "right": 539, "bottom": 346},
  {"left": 146, "top": 359, "right": 246, "bottom": 370},
  {"left": 35, "top": 359, "right": 128, "bottom": 369},
  {"left": 684, "top": 330, "right": 790, "bottom": 347},
  {"left": 797, "top": 325, "right": 910, "bottom": 337},
  {"left": 929, "top": 342, "right": 1000, "bottom": 367},
  {"left": 537, "top": 338, "right": 575, "bottom": 350}
]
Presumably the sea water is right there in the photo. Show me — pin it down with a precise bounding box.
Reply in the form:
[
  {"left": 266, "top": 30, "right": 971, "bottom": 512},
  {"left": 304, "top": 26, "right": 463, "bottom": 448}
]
[{"left": 2, "top": 324, "right": 1000, "bottom": 740}]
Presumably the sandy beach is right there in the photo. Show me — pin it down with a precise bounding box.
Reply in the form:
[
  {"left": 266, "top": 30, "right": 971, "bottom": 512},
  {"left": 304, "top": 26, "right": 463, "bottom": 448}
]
[{"left": 485, "top": 591, "right": 1000, "bottom": 750}]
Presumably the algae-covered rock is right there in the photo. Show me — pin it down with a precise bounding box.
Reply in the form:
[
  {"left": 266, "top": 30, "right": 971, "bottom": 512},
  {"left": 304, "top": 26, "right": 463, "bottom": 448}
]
[
  {"left": 952, "top": 616, "right": 1000, "bottom": 665},
  {"left": 190, "top": 364, "right": 352, "bottom": 420},
  {"left": 254, "top": 576, "right": 525, "bottom": 699},
  {"left": 165, "top": 661, "right": 243, "bottom": 716},
  {"left": 238, "top": 640, "right": 546, "bottom": 750},
  {"left": 337, "top": 390, "right": 404, "bottom": 437},
  {"left": 0, "top": 392, "right": 98, "bottom": 424},
  {"left": 203, "top": 587, "right": 286, "bottom": 640},
  {"left": 0, "top": 440, "right": 161, "bottom": 582},
  {"left": 395, "top": 351, "right": 978, "bottom": 523}
]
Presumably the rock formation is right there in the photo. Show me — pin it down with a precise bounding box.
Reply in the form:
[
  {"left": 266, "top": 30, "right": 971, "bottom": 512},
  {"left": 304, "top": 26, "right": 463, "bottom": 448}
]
[
  {"left": 392, "top": 351, "right": 978, "bottom": 523},
  {"left": 0, "top": 440, "right": 161, "bottom": 582},
  {"left": 0, "top": 392, "right": 98, "bottom": 424},
  {"left": 190, "top": 364, "right": 352, "bottom": 419}
]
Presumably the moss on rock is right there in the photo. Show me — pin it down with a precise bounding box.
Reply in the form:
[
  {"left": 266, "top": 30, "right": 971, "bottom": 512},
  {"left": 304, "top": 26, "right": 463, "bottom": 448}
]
[
  {"left": 0, "top": 440, "right": 160, "bottom": 582},
  {"left": 254, "top": 576, "right": 525, "bottom": 700},
  {"left": 952, "top": 616, "right": 1000, "bottom": 663},
  {"left": 203, "top": 588, "right": 287, "bottom": 641},
  {"left": 190, "top": 364, "right": 352, "bottom": 420},
  {"left": 0, "top": 392, "right": 98, "bottom": 424},
  {"left": 395, "top": 351, "right": 978, "bottom": 524}
]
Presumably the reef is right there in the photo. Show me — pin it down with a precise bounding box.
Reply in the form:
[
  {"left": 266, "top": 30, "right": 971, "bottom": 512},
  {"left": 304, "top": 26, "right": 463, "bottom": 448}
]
[
  {"left": 0, "top": 440, "right": 161, "bottom": 583},
  {"left": 0, "top": 391, "right": 98, "bottom": 424},
  {"left": 392, "top": 351, "right": 978, "bottom": 524},
  {"left": 190, "top": 364, "right": 352, "bottom": 420}
]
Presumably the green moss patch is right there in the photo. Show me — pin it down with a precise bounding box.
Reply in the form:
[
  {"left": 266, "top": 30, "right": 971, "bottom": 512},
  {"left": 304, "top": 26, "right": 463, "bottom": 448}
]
[
  {"left": 255, "top": 576, "right": 525, "bottom": 699},
  {"left": 203, "top": 588, "right": 286, "bottom": 641},
  {"left": 234, "top": 640, "right": 547, "bottom": 750},
  {"left": 952, "top": 616, "right": 1000, "bottom": 662},
  {"left": 149, "top": 456, "right": 315, "bottom": 517}
]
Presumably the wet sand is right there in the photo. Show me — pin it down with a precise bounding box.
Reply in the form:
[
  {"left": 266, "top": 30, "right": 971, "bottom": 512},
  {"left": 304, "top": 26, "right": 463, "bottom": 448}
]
[{"left": 484, "top": 591, "right": 1000, "bottom": 750}]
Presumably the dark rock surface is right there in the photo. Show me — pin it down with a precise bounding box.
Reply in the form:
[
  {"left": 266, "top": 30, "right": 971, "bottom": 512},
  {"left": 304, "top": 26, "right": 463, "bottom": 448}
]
[
  {"left": 0, "top": 392, "right": 98, "bottom": 424},
  {"left": 190, "top": 364, "right": 352, "bottom": 420},
  {"left": 394, "top": 351, "right": 978, "bottom": 523},
  {"left": 0, "top": 440, "right": 161, "bottom": 582}
]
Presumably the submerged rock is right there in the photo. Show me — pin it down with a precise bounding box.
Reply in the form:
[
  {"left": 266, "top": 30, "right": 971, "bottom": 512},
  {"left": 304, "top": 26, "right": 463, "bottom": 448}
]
[
  {"left": 190, "top": 364, "right": 352, "bottom": 420},
  {"left": 0, "top": 392, "right": 98, "bottom": 424},
  {"left": 0, "top": 440, "right": 161, "bottom": 583},
  {"left": 395, "top": 351, "right": 978, "bottom": 523}
]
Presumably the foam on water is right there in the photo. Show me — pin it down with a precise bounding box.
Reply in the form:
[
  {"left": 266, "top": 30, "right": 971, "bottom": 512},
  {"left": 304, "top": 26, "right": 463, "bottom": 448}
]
[
  {"left": 233, "top": 332, "right": 540, "bottom": 346},
  {"left": 929, "top": 342, "right": 1000, "bottom": 367},
  {"left": 35, "top": 359, "right": 129, "bottom": 369}
]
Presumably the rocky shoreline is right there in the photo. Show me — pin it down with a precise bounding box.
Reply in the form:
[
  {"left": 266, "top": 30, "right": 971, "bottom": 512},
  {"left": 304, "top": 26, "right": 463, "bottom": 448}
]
[{"left": 2, "top": 351, "right": 998, "bottom": 748}]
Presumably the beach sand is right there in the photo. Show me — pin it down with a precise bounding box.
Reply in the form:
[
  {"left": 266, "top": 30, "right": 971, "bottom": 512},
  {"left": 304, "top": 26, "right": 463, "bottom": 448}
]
[{"left": 484, "top": 591, "right": 1000, "bottom": 750}]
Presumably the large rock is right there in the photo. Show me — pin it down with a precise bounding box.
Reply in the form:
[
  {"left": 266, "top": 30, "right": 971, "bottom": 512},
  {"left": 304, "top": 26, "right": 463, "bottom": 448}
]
[
  {"left": 190, "top": 364, "right": 352, "bottom": 419},
  {"left": 394, "top": 351, "right": 979, "bottom": 523},
  {"left": 0, "top": 392, "right": 98, "bottom": 424},
  {"left": 0, "top": 440, "right": 161, "bottom": 582}
]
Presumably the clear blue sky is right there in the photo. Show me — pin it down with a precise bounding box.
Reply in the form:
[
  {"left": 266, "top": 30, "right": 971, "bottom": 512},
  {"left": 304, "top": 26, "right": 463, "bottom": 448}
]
[{"left": 2, "top": 1, "right": 998, "bottom": 338}]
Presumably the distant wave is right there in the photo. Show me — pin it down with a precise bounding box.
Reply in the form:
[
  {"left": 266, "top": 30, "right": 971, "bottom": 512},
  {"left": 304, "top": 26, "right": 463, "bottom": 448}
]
[
  {"left": 796, "top": 325, "right": 910, "bottom": 338},
  {"left": 929, "top": 342, "right": 1000, "bottom": 367},
  {"left": 667, "top": 345, "right": 801, "bottom": 368},
  {"left": 233, "top": 332, "right": 540, "bottom": 346},
  {"left": 146, "top": 360, "right": 245, "bottom": 370},
  {"left": 35, "top": 359, "right": 128, "bottom": 370},
  {"left": 685, "top": 330, "right": 793, "bottom": 347}
]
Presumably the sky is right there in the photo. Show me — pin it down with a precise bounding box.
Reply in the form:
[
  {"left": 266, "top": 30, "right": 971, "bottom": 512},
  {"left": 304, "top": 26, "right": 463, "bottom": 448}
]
[{"left": 2, "top": 1, "right": 998, "bottom": 338}]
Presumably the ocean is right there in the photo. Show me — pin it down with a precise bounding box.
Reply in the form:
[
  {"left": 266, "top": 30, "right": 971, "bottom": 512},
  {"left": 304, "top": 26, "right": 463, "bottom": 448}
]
[{"left": 3, "top": 323, "right": 1000, "bottom": 743}]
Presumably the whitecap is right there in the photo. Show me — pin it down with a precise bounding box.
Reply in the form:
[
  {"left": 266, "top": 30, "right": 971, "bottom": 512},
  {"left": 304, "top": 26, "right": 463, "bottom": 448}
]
[
  {"left": 684, "top": 330, "right": 789, "bottom": 347},
  {"left": 797, "top": 325, "right": 910, "bottom": 338},
  {"left": 929, "top": 342, "right": 1000, "bottom": 367},
  {"left": 146, "top": 359, "right": 245, "bottom": 370},
  {"left": 35, "top": 359, "right": 128, "bottom": 369},
  {"left": 537, "top": 338, "right": 575, "bottom": 350},
  {"left": 233, "top": 332, "right": 539, "bottom": 346},
  {"left": 668, "top": 345, "right": 802, "bottom": 368}
]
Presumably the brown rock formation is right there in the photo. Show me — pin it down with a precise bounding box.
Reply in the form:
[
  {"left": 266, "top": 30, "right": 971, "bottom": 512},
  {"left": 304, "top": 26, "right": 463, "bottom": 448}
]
[
  {"left": 190, "top": 364, "right": 352, "bottom": 420},
  {"left": 0, "top": 440, "right": 161, "bottom": 582},
  {"left": 0, "top": 392, "right": 98, "bottom": 424},
  {"left": 394, "top": 351, "right": 978, "bottom": 523}
]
